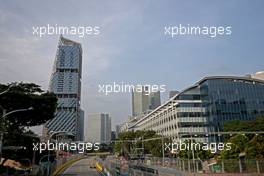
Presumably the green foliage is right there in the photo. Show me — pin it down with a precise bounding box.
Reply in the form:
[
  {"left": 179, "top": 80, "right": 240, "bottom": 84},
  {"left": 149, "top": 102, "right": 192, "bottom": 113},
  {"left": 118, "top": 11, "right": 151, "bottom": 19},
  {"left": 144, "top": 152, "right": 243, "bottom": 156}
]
[
  {"left": 0, "top": 82, "right": 57, "bottom": 126},
  {"left": 2, "top": 128, "right": 39, "bottom": 166},
  {"left": 220, "top": 134, "right": 248, "bottom": 159},
  {"left": 0, "top": 82, "right": 57, "bottom": 165},
  {"left": 246, "top": 135, "right": 264, "bottom": 159},
  {"left": 114, "top": 130, "right": 169, "bottom": 157},
  {"left": 220, "top": 117, "right": 264, "bottom": 159},
  {"left": 178, "top": 140, "right": 214, "bottom": 160},
  {"left": 224, "top": 117, "right": 264, "bottom": 134}
]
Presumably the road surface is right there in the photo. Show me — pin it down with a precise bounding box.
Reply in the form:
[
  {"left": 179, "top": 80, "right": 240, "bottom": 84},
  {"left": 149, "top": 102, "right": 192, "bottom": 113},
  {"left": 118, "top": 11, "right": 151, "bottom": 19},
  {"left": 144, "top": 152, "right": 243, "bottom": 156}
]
[{"left": 59, "top": 157, "right": 99, "bottom": 176}]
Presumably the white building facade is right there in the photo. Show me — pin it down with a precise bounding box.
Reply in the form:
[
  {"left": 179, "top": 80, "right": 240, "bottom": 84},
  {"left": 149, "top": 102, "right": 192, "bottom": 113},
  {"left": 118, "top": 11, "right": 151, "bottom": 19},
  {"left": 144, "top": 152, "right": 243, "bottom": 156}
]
[{"left": 130, "top": 76, "right": 264, "bottom": 143}]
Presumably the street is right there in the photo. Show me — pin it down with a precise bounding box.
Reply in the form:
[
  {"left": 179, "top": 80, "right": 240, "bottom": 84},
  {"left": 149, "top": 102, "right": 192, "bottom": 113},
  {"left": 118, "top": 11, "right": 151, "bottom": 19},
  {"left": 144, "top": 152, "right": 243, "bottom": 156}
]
[{"left": 59, "top": 157, "right": 99, "bottom": 176}]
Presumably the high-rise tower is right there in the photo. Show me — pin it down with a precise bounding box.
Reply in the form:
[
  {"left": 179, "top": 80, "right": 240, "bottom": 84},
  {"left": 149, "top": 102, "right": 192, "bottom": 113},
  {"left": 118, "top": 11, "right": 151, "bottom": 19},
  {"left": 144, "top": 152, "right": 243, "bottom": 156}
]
[
  {"left": 85, "top": 113, "right": 111, "bottom": 144},
  {"left": 132, "top": 87, "right": 149, "bottom": 117},
  {"left": 132, "top": 86, "right": 161, "bottom": 117},
  {"left": 45, "top": 35, "right": 83, "bottom": 141}
]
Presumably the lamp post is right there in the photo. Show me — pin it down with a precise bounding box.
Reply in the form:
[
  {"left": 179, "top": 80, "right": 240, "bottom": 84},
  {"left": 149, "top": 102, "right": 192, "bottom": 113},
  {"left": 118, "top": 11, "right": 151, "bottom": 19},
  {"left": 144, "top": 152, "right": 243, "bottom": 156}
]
[
  {"left": 190, "top": 131, "right": 196, "bottom": 173},
  {"left": 160, "top": 130, "right": 165, "bottom": 167},
  {"left": 0, "top": 83, "right": 16, "bottom": 96},
  {"left": 138, "top": 132, "right": 148, "bottom": 162},
  {"left": 0, "top": 107, "right": 33, "bottom": 164}
]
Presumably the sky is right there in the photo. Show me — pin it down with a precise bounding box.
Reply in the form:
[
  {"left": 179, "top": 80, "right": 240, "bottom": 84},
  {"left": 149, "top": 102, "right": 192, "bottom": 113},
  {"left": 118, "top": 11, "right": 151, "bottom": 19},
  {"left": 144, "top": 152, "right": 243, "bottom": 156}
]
[{"left": 0, "top": 0, "right": 264, "bottom": 133}]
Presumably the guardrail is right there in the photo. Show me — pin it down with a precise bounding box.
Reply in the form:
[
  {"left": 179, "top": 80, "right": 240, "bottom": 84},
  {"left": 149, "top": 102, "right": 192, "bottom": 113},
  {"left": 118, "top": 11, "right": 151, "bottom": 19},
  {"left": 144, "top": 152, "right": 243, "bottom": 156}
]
[
  {"left": 52, "top": 155, "right": 84, "bottom": 176},
  {"left": 33, "top": 154, "right": 83, "bottom": 176}
]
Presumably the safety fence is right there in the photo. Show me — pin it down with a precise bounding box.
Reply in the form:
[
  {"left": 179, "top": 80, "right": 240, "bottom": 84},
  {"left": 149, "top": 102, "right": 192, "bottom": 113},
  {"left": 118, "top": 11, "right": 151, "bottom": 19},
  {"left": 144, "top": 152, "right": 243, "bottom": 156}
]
[
  {"left": 102, "top": 157, "right": 264, "bottom": 176},
  {"left": 144, "top": 157, "right": 264, "bottom": 174}
]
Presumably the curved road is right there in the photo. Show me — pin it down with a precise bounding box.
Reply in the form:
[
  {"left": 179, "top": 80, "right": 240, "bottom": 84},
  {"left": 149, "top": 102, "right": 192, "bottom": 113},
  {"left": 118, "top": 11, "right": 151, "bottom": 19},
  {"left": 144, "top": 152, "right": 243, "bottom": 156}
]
[{"left": 59, "top": 157, "right": 99, "bottom": 176}]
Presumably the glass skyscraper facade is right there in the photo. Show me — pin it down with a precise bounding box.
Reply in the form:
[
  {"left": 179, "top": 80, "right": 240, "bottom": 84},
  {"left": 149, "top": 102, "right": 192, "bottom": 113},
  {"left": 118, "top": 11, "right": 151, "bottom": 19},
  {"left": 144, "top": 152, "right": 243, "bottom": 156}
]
[
  {"left": 131, "top": 76, "right": 264, "bottom": 143},
  {"left": 45, "top": 36, "right": 83, "bottom": 141}
]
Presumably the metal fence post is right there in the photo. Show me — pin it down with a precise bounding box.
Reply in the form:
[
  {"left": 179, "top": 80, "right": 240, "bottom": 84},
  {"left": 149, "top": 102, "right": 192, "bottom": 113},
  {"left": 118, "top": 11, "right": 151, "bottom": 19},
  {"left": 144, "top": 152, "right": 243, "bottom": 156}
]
[
  {"left": 188, "top": 159, "right": 191, "bottom": 172},
  {"left": 196, "top": 160, "right": 199, "bottom": 173},
  {"left": 239, "top": 159, "right": 242, "bottom": 173},
  {"left": 182, "top": 160, "right": 185, "bottom": 172},
  {"left": 179, "top": 159, "right": 182, "bottom": 170},
  {"left": 256, "top": 160, "right": 260, "bottom": 174},
  {"left": 221, "top": 160, "right": 225, "bottom": 173}
]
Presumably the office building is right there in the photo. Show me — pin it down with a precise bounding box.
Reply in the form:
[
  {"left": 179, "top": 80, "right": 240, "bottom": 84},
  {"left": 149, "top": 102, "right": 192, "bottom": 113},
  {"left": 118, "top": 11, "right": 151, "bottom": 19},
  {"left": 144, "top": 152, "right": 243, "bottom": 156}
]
[
  {"left": 130, "top": 76, "right": 264, "bottom": 143},
  {"left": 45, "top": 35, "right": 83, "bottom": 141},
  {"left": 132, "top": 86, "right": 149, "bottom": 116},
  {"left": 149, "top": 91, "right": 161, "bottom": 110},
  {"left": 86, "top": 113, "right": 111, "bottom": 144},
  {"left": 116, "top": 125, "right": 121, "bottom": 138},
  {"left": 111, "top": 131, "right": 117, "bottom": 141},
  {"left": 132, "top": 86, "right": 161, "bottom": 117}
]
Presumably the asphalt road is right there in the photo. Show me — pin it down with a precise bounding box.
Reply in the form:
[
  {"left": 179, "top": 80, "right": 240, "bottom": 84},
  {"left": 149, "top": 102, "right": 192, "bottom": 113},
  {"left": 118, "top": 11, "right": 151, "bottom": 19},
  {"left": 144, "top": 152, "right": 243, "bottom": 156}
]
[{"left": 59, "top": 157, "right": 99, "bottom": 176}]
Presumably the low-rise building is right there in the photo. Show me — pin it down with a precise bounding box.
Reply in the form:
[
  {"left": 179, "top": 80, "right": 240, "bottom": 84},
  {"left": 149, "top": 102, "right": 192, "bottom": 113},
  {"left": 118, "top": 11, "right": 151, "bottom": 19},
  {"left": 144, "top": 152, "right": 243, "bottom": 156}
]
[{"left": 129, "top": 76, "right": 264, "bottom": 143}]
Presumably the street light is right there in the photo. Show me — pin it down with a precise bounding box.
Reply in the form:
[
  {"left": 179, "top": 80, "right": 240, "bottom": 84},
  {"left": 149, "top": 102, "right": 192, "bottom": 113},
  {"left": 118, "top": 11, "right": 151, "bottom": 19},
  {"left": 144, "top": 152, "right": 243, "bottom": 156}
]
[
  {"left": 160, "top": 130, "right": 165, "bottom": 167},
  {"left": 0, "top": 107, "right": 34, "bottom": 164},
  {"left": 190, "top": 130, "right": 196, "bottom": 173},
  {"left": 0, "top": 83, "right": 16, "bottom": 96},
  {"left": 2, "top": 107, "right": 34, "bottom": 118}
]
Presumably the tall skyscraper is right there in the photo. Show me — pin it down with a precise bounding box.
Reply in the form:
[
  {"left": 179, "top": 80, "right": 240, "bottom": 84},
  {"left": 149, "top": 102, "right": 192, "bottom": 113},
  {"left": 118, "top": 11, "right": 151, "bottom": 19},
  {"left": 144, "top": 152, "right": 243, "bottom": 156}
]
[
  {"left": 85, "top": 113, "right": 111, "bottom": 144},
  {"left": 132, "top": 86, "right": 150, "bottom": 116},
  {"left": 132, "top": 87, "right": 161, "bottom": 117},
  {"left": 115, "top": 125, "right": 121, "bottom": 138},
  {"left": 45, "top": 35, "right": 83, "bottom": 141},
  {"left": 149, "top": 91, "right": 161, "bottom": 110}
]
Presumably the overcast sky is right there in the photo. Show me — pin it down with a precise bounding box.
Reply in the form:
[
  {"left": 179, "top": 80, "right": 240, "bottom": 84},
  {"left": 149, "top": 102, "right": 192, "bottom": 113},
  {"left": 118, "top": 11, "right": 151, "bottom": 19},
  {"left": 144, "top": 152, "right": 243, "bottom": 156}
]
[{"left": 0, "top": 0, "right": 264, "bottom": 132}]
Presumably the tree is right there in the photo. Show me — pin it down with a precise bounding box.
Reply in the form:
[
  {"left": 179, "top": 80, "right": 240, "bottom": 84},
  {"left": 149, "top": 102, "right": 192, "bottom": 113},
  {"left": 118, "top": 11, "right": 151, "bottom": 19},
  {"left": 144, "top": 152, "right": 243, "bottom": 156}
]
[
  {"left": 0, "top": 82, "right": 57, "bottom": 166},
  {"left": 220, "top": 134, "right": 249, "bottom": 159},
  {"left": 220, "top": 117, "right": 264, "bottom": 159},
  {"left": 246, "top": 135, "right": 264, "bottom": 159},
  {"left": 114, "top": 130, "right": 169, "bottom": 157},
  {"left": 0, "top": 83, "right": 57, "bottom": 126}
]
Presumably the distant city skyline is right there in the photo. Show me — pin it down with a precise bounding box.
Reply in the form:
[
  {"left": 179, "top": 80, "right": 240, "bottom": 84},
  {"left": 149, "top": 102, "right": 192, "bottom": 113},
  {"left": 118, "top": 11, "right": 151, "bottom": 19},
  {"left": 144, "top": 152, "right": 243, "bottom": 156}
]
[{"left": 1, "top": 0, "right": 264, "bottom": 131}]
